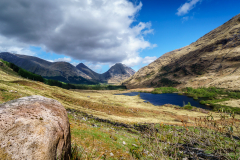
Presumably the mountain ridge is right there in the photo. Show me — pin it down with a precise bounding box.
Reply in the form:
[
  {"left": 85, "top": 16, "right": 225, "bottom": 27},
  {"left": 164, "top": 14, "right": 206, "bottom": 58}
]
[{"left": 0, "top": 52, "right": 135, "bottom": 84}]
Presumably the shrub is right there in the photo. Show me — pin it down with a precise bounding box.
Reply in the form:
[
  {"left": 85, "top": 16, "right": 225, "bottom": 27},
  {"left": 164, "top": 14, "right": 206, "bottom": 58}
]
[
  {"left": 152, "top": 87, "right": 178, "bottom": 94},
  {"left": 159, "top": 78, "right": 181, "bottom": 87}
]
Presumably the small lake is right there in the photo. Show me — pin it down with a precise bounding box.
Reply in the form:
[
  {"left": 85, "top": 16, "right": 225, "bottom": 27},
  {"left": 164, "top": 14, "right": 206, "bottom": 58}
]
[{"left": 116, "top": 92, "right": 211, "bottom": 110}]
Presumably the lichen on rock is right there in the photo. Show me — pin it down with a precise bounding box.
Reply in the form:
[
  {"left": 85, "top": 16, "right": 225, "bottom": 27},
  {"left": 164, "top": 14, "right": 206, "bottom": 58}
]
[{"left": 0, "top": 95, "right": 71, "bottom": 160}]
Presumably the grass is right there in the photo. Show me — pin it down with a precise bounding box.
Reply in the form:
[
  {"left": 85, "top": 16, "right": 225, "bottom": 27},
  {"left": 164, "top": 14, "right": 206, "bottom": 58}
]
[
  {"left": 152, "top": 87, "right": 178, "bottom": 94},
  {"left": 68, "top": 110, "right": 140, "bottom": 159},
  {"left": 183, "top": 87, "right": 240, "bottom": 114},
  {"left": 69, "top": 109, "right": 240, "bottom": 159},
  {"left": 0, "top": 63, "right": 240, "bottom": 159}
]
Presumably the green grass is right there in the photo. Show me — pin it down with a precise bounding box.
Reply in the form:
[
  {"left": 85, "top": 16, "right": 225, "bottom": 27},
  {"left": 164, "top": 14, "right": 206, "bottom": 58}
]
[
  {"left": 69, "top": 109, "right": 240, "bottom": 159},
  {"left": 152, "top": 87, "right": 178, "bottom": 94},
  {"left": 183, "top": 87, "right": 240, "bottom": 114},
  {"left": 150, "top": 86, "right": 240, "bottom": 114},
  {"left": 68, "top": 111, "right": 141, "bottom": 159}
]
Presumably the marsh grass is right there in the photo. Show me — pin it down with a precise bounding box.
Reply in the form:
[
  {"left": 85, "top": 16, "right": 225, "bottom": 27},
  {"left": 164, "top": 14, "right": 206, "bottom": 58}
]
[
  {"left": 130, "top": 111, "right": 240, "bottom": 160},
  {"left": 153, "top": 87, "right": 240, "bottom": 114},
  {"left": 69, "top": 109, "right": 240, "bottom": 159},
  {"left": 152, "top": 87, "right": 178, "bottom": 94}
]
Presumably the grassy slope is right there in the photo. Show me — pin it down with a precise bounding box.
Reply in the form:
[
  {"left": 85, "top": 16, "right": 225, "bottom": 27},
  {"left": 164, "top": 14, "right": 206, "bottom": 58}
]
[{"left": 1, "top": 64, "right": 240, "bottom": 159}]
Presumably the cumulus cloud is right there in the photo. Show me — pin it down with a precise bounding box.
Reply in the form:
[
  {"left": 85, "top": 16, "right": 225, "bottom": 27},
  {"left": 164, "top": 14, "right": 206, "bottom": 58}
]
[
  {"left": 0, "top": 0, "right": 155, "bottom": 67},
  {"left": 121, "top": 56, "right": 157, "bottom": 67},
  {"left": 85, "top": 62, "right": 104, "bottom": 73},
  {"left": 142, "top": 56, "right": 157, "bottom": 64},
  {"left": 54, "top": 57, "right": 72, "bottom": 62},
  {"left": 176, "top": 0, "right": 201, "bottom": 16}
]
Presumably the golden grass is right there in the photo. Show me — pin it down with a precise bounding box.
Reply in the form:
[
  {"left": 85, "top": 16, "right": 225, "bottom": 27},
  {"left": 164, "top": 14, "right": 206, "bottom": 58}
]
[{"left": 0, "top": 65, "right": 239, "bottom": 126}]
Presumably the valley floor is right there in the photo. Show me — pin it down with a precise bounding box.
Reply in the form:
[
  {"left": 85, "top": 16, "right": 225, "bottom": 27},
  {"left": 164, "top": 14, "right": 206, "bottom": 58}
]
[{"left": 0, "top": 66, "right": 240, "bottom": 159}]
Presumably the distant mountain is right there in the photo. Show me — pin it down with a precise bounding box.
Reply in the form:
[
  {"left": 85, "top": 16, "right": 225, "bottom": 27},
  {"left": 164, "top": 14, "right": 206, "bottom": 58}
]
[
  {"left": 102, "top": 63, "right": 136, "bottom": 83},
  {"left": 76, "top": 63, "right": 103, "bottom": 81},
  {"left": 124, "top": 13, "right": 240, "bottom": 90},
  {"left": 76, "top": 63, "right": 136, "bottom": 83},
  {"left": 0, "top": 52, "right": 95, "bottom": 84},
  {"left": 0, "top": 52, "right": 136, "bottom": 84}
]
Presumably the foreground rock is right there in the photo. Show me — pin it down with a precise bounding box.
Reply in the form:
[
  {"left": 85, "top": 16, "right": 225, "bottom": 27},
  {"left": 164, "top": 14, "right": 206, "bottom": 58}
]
[{"left": 0, "top": 95, "right": 71, "bottom": 160}]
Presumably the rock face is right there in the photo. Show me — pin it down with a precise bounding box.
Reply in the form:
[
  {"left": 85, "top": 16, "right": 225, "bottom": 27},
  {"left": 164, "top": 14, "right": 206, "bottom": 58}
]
[
  {"left": 0, "top": 95, "right": 71, "bottom": 160},
  {"left": 124, "top": 13, "right": 240, "bottom": 90}
]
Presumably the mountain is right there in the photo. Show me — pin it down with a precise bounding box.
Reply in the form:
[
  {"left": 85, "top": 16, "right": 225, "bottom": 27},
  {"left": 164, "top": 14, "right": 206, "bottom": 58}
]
[
  {"left": 76, "top": 63, "right": 136, "bottom": 83},
  {"left": 76, "top": 63, "right": 103, "bottom": 81},
  {"left": 0, "top": 52, "right": 135, "bottom": 84},
  {"left": 124, "top": 13, "right": 240, "bottom": 90},
  {"left": 0, "top": 52, "right": 95, "bottom": 84}
]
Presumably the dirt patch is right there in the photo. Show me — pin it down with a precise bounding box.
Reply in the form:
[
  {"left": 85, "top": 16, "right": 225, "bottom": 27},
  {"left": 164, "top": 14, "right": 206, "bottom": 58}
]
[
  {"left": 218, "top": 99, "right": 240, "bottom": 108},
  {"left": 128, "top": 88, "right": 154, "bottom": 92}
]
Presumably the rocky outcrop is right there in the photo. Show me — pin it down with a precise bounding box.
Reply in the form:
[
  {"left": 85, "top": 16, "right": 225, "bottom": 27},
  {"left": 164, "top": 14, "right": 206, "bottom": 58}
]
[
  {"left": 0, "top": 95, "right": 71, "bottom": 160},
  {"left": 124, "top": 13, "right": 240, "bottom": 90}
]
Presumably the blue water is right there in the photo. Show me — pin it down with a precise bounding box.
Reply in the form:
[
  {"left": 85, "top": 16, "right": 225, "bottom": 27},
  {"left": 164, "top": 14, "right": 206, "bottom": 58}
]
[{"left": 116, "top": 92, "right": 211, "bottom": 110}]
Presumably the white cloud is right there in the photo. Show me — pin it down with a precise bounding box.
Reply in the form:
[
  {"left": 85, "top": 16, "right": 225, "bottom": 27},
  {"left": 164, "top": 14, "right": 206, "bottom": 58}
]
[
  {"left": 0, "top": 47, "right": 36, "bottom": 56},
  {"left": 0, "top": 36, "right": 36, "bottom": 56},
  {"left": 122, "top": 57, "right": 143, "bottom": 67},
  {"left": 121, "top": 56, "right": 158, "bottom": 67},
  {"left": 46, "top": 59, "right": 54, "bottom": 62},
  {"left": 176, "top": 0, "right": 201, "bottom": 16},
  {"left": 142, "top": 56, "right": 157, "bottom": 64},
  {"left": 182, "top": 16, "right": 189, "bottom": 22},
  {"left": 54, "top": 57, "right": 72, "bottom": 62},
  {"left": 0, "top": 0, "right": 154, "bottom": 65},
  {"left": 71, "top": 62, "right": 78, "bottom": 66},
  {"left": 85, "top": 62, "right": 106, "bottom": 73}
]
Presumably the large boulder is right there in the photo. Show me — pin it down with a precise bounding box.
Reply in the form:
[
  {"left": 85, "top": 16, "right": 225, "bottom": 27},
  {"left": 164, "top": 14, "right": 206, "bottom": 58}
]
[{"left": 0, "top": 95, "right": 71, "bottom": 160}]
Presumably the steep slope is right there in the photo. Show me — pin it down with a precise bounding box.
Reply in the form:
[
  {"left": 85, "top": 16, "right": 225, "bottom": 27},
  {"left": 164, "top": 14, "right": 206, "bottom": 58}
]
[
  {"left": 76, "top": 63, "right": 103, "bottom": 81},
  {"left": 124, "top": 13, "right": 240, "bottom": 90},
  {"left": 0, "top": 52, "right": 94, "bottom": 84},
  {"left": 76, "top": 63, "right": 136, "bottom": 83}
]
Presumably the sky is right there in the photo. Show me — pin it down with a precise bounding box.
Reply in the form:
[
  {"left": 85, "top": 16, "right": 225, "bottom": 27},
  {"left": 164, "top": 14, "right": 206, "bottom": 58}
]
[{"left": 0, "top": 0, "right": 239, "bottom": 73}]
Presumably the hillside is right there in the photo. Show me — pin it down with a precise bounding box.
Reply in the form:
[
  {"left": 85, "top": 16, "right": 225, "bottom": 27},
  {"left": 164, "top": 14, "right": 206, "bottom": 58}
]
[
  {"left": 0, "top": 52, "right": 135, "bottom": 84},
  {"left": 124, "top": 13, "right": 240, "bottom": 90}
]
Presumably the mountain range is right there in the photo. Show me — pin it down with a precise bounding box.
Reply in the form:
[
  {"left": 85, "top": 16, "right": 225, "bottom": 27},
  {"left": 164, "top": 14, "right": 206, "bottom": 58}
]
[
  {"left": 124, "top": 13, "right": 240, "bottom": 90},
  {"left": 0, "top": 52, "right": 135, "bottom": 84}
]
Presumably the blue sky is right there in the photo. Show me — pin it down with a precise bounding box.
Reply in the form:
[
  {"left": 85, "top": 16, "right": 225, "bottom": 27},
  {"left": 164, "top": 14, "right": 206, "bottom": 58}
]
[{"left": 0, "top": 0, "right": 239, "bottom": 73}]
